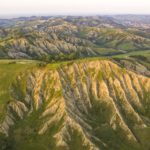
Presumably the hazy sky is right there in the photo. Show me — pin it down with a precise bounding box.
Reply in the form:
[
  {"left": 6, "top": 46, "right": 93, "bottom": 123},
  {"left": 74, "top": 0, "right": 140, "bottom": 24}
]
[{"left": 0, "top": 0, "right": 150, "bottom": 17}]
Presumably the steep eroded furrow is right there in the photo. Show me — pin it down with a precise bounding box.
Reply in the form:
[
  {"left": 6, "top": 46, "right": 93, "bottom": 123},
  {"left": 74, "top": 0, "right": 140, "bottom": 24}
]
[{"left": 0, "top": 59, "right": 150, "bottom": 150}]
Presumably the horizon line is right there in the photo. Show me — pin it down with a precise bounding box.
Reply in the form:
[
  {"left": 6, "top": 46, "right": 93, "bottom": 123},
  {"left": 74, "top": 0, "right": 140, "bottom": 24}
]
[{"left": 1, "top": 13, "right": 150, "bottom": 19}]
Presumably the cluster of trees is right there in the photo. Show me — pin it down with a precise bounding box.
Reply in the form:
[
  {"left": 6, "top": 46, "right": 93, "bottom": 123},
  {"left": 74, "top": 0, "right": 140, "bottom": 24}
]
[
  {"left": 37, "top": 52, "right": 80, "bottom": 62},
  {"left": 0, "top": 134, "right": 14, "bottom": 150}
]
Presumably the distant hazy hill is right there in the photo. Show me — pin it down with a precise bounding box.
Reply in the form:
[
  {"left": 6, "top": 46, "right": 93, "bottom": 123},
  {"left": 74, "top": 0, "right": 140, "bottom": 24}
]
[{"left": 112, "top": 15, "right": 150, "bottom": 28}]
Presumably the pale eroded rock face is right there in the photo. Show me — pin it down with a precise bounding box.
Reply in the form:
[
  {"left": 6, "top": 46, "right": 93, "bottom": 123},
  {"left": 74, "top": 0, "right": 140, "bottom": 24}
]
[
  {"left": 0, "top": 60, "right": 150, "bottom": 150},
  {"left": 1, "top": 16, "right": 150, "bottom": 59}
]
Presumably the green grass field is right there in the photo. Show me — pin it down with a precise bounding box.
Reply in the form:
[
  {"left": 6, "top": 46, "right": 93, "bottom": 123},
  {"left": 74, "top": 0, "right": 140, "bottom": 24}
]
[
  {"left": 112, "top": 50, "right": 150, "bottom": 58},
  {"left": 0, "top": 60, "right": 40, "bottom": 121}
]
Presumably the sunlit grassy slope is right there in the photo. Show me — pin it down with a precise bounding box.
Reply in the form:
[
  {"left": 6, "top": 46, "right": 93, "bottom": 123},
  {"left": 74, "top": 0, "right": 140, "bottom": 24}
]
[{"left": 0, "top": 60, "right": 39, "bottom": 120}]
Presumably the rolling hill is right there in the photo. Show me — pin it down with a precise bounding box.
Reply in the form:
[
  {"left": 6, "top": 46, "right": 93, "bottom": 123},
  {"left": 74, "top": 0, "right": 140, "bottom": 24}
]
[
  {"left": 0, "top": 58, "right": 150, "bottom": 150},
  {"left": 0, "top": 15, "right": 150, "bottom": 150},
  {"left": 0, "top": 16, "right": 150, "bottom": 60}
]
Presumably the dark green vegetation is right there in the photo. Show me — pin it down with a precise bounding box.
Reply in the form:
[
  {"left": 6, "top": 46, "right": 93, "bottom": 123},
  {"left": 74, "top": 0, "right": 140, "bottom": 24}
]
[{"left": 0, "top": 15, "right": 150, "bottom": 150}]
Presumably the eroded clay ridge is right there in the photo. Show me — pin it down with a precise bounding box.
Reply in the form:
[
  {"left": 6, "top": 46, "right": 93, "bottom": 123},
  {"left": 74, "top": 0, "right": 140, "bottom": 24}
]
[{"left": 0, "top": 60, "right": 150, "bottom": 150}]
